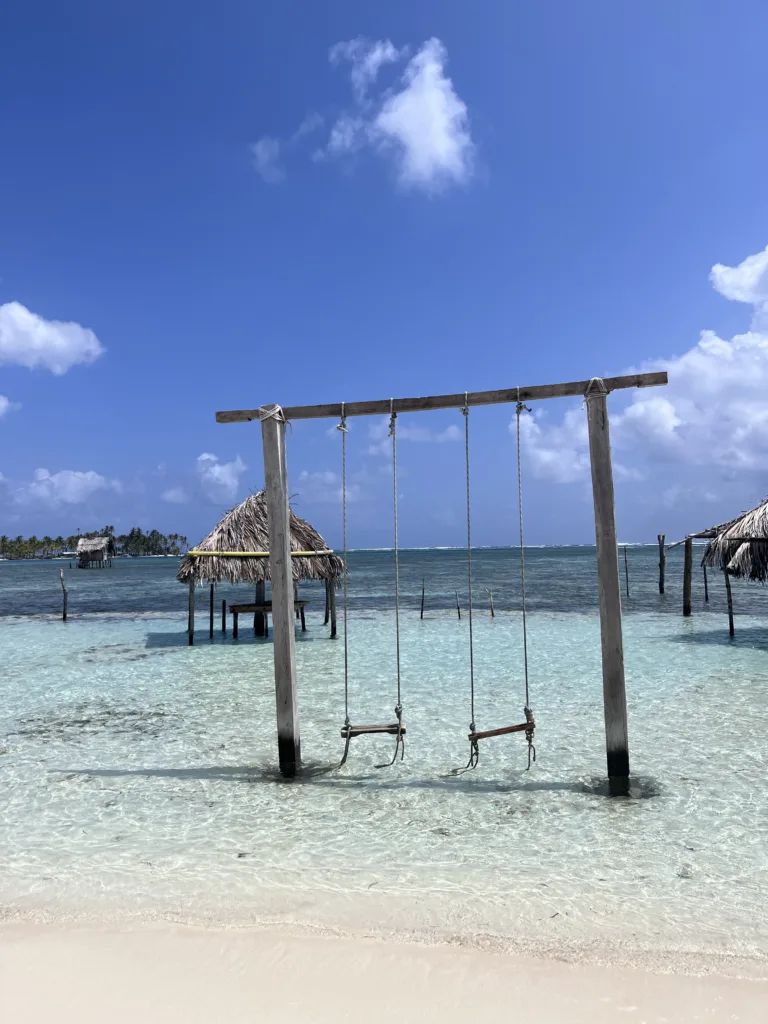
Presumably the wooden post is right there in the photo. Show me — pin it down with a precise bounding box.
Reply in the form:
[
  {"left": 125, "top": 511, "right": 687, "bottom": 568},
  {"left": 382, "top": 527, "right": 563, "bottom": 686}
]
[
  {"left": 487, "top": 588, "right": 495, "bottom": 618},
  {"left": 585, "top": 379, "right": 629, "bottom": 783},
  {"left": 329, "top": 581, "right": 337, "bottom": 638},
  {"left": 455, "top": 589, "right": 461, "bottom": 620},
  {"left": 255, "top": 579, "right": 266, "bottom": 637},
  {"left": 300, "top": 605, "right": 306, "bottom": 631},
  {"left": 324, "top": 580, "right": 330, "bottom": 625},
  {"left": 261, "top": 404, "right": 301, "bottom": 778},
  {"left": 703, "top": 564, "right": 709, "bottom": 603},
  {"left": 188, "top": 578, "right": 195, "bottom": 646},
  {"left": 658, "top": 534, "right": 666, "bottom": 595},
  {"left": 683, "top": 537, "right": 693, "bottom": 617},
  {"left": 623, "top": 546, "right": 630, "bottom": 599},
  {"left": 420, "top": 578, "right": 425, "bottom": 620},
  {"left": 59, "top": 569, "right": 68, "bottom": 622},
  {"left": 221, "top": 599, "right": 227, "bottom": 633},
  {"left": 209, "top": 583, "right": 215, "bottom": 639},
  {"left": 233, "top": 610, "right": 239, "bottom": 639},
  {"left": 724, "top": 570, "right": 735, "bottom": 637},
  {"left": 294, "top": 581, "right": 300, "bottom": 619}
]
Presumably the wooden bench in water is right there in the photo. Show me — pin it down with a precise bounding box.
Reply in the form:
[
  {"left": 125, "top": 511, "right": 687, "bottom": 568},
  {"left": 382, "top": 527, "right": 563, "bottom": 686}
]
[{"left": 230, "top": 600, "right": 308, "bottom": 638}]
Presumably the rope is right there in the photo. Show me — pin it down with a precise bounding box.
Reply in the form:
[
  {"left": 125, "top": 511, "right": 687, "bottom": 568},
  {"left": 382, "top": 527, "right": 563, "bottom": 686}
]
[
  {"left": 462, "top": 394, "right": 476, "bottom": 733},
  {"left": 389, "top": 401, "right": 402, "bottom": 714},
  {"left": 337, "top": 405, "right": 349, "bottom": 726},
  {"left": 516, "top": 389, "right": 531, "bottom": 710}
]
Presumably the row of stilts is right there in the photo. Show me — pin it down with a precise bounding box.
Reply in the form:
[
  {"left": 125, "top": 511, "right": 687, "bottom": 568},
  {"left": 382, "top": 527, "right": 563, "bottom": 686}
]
[{"left": 657, "top": 534, "right": 735, "bottom": 636}]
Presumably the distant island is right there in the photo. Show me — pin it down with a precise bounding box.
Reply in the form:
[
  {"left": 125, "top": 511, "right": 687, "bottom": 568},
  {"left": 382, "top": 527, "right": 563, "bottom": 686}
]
[{"left": 0, "top": 526, "right": 189, "bottom": 560}]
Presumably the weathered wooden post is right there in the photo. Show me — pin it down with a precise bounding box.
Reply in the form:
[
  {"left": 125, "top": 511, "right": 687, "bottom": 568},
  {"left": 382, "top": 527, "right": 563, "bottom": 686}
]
[
  {"left": 209, "top": 583, "right": 215, "bottom": 638},
  {"left": 294, "top": 581, "right": 300, "bottom": 620},
  {"left": 455, "top": 589, "right": 461, "bottom": 620},
  {"left": 233, "top": 610, "right": 239, "bottom": 639},
  {"left": 260, "top": 404, "right": 301, "bottom": 777},
  {"left": 658, "top": 534, "right": 666, "bottom": 595},
  {"left": 255, "top": 579, "right": 266, "bottom": 637},
  {"left": 188, "top": 578, "right": 195, "bottom": 646},
  {"left": 221, "top": 599, "right": 227, "bottom": 633},
  {"left": 487, "top": 587, "right": 495, "bottom": 618},
  {"left": 324, "top": 579, "right": 330, "bottom": 625},
  {"left": 683, "top": 537, "right": 693, "bottom": 617},
  {"left": 623, "top": 545, "right": 630, "bottom": 599},
  {"left": 420, "top": 577, "right": 425, "bottom": 620},
  {"left": 703, "top": 564, "right": 709, "bottom": 602},
  {"left": 585, "top": 378, "right": 629, "bottom": 784},
  {"left": 329, "top": 580, "right": 337, "bottom": 638},
  {"left": 724, "top": 570, "right": 735, "bottom": 637},
  {"left": 59, "top": 569, "right": 68, "bottom": 622}
]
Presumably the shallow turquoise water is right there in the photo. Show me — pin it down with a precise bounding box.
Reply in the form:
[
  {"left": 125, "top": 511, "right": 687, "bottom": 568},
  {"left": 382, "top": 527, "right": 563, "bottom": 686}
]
[{"left": 1, "top": 551, "right": 767, "bottom": 959}]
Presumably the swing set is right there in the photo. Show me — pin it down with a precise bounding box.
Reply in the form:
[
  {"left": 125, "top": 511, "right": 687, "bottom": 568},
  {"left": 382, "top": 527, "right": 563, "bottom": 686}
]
[{"left": 216, "top": 371, "right": 667, "bottom": 782}]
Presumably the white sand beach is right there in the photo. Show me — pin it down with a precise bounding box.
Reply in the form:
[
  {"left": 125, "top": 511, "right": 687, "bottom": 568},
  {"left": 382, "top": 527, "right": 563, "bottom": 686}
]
[{"left": 2, "top": 924, "right": 767, "bottom": 1024}]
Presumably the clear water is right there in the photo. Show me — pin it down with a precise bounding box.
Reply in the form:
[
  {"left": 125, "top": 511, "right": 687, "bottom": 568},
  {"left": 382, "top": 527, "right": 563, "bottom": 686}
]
[{"left": 1, "top": 549, "right": 767, "bottom": 966}]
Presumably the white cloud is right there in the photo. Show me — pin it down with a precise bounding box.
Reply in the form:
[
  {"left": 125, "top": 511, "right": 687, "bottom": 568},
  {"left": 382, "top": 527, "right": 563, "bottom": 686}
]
[
  {"left": 196, "top": 452, "right": 246, "bottom": 503},
  {"left": 330, "top": 37, "right": 404, "bottom": 102},
  {"left": 373, "top": 38, "right": 474, "bottom": 191},
  {"left": 251, "top": 137, "right": 284, "bottom": 184},
  {"left": 14, "top": 468, "right": 120, "bottom": 506},
  {"left": 297, "top": 469, "right": 361, "bottom": 504},
  {"left": 0, "top": 302, "right": 105, "bottom": 374},
  {"left": 366, "top": 417, "right": 461, "bottom": 455},
  {"left": 161, "top": 487, "right": 190, "bottom": 505},
  {"left": 267, "top": 37, "right": 474, "bottom": 193},
  {"left": 513, "top": 243, "right": 768, "bottom": 488},
  {"left": 0, "top": 395, "right": 20, "bottom": 418}
]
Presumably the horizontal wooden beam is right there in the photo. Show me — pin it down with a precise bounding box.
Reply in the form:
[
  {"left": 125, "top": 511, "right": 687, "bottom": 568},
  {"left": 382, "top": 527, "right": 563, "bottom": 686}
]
[
  {"left": 216, "top": 371, "right": 668, "bottom": 424},
  {"left": 187, "top": 550, "right": 334, "bottom": 558}
]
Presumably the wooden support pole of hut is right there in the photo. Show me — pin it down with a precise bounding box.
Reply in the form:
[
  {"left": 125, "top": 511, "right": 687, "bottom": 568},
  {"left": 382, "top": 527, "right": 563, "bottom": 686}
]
[
  {"left": 260, "top": 404, "right": 301, "bottom": 778},
  {"left": 420, "top": 578, "right": 425, "bottom": 620},
  {"left": 585, "top": 378, "right": 629, "bottom": 783},
  {"left": 60, "top": 568, "right": 68, "bottom": 622},
  {"left": 623, "top": 545, "right": 630, "bottom": 599},
  {"left": 294, "top": 581, "right": 300, "bottom": 619},
  {"left": 233, "top": 610, "right": 239, "bottom": 639},
  {"left": 221, "top": 599, "right": 227, "bottom": 633},
  {"left": 324, "top": 579, "right": 330, "bottom": 625},
  {"left": 329, "top": 581, "right": 337, "bottom": 638},
  {"left": 658, "top": 534, "right": 666, "bottom": 595},
  {"left": 724, "top": 570, "right": 735, "bottom": 637},
  {"left": 188, "top": 578, "right": 195, "bottom": 646},
  {"left": 255, "top": 579, "right": 266, "bottom": 637},
  {"left": 683, "top": 537, "right": 693, "bottom": 617},
  {"left": 703, "top": 564, "right": 709, "bottom": 603},
  {"left": 209, "top": 583, "right": 215, "bottom": 639}
]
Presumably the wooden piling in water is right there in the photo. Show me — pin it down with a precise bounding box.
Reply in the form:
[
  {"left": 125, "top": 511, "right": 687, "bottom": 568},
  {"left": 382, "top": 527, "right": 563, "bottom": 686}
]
[
  {"left": 221, "top": 599, "right": 227, "bottom": 633},
  {"left": 683, "top": 537, "right": 693, "bottom": 617},
  {"left": 623, "top": 546, "right": 630, "bottom": 599},
  {"left": 724, "top": 570, "right": 735, "bottom": 637},
  {"left": 455, "top": 589, "right": 461, "bottom": 620},
  {"left": 329, "top": 581, "right": 337, "bottom": 638},
  {"left": 188, "top": 578, "right": 195, "bottom": 645},
  {"left": 658, "top": 534, "right": 666, "bottom": 595},
  {"left": 60, "top": 569, "right": 68, "bottom": 622},
  {"left": 255, "top": 580, "right": 266, "bottom": 636},
  {"left": 324, "top": 579, "right": 330, "bottom": 625},
  {"left": 233, "top": 610, "right": 239, "bottom": 639},
  {"left": 703, "top": 564, "right": 709, "bottom": 603},
  {"left": 209, "top": 583, "right": 215, "bottom": 639},
  {"left": 487, "top": 588, "right": 495, "bottom": 618},
  {"left": 420, "top": 577, "right": 425, "bottom": 620}
]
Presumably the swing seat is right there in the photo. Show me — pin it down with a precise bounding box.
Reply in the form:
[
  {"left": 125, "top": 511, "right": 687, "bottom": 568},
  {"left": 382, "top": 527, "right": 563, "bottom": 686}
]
[
  {"left": 469, "top": 715, "right": 534, "bottom": 743},
  {"left": 341, "top": 722, "right": 406, "bottom": 739}
]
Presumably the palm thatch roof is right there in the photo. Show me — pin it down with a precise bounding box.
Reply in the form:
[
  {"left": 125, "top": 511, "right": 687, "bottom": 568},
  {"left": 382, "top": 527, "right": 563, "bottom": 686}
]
[
  {"left": 177, "top": 490, "right": 344, "bottom": 585},
  {"left": 77, "top": 536, "right": 115, "bottom": 555},
  {"left": 702, "top": 497, "right": 768, "bottom": 581}
]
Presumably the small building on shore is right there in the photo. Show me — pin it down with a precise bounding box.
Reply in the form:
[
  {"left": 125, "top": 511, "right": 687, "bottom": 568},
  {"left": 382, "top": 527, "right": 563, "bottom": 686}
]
[{"left": 76, "top": 536, "right": 115, "bottom": 569}]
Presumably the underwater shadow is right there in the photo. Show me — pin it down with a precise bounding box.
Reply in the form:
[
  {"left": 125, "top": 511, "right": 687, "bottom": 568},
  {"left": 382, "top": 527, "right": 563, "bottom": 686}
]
[
  {"left": 669, "top": 625, "right": 768, "bottom": 651},
  {"left": 54, "top": 764, "right": 660, "bottom": 798}
]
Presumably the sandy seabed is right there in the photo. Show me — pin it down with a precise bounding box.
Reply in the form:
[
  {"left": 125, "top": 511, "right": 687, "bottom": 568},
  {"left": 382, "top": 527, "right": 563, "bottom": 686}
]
[{"left": 2, "top": 922, "right": 767, "bottom": 1024}]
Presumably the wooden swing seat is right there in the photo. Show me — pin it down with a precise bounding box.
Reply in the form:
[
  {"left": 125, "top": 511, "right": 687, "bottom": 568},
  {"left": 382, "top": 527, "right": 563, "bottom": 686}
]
[
  {"left": 341, "top": 722, "right": 406, "bottom": 739},
  {"left": 469, "top": 718, "right": 534, "bottom": 743}
]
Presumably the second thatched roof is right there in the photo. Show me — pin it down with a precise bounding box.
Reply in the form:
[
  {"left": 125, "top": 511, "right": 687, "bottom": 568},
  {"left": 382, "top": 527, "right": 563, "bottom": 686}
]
[
  {"left": 177, "top": 490, "right": 344, "bottom": 585},
  {"left": 702, "top": 497, "right": 768, "bottom": 581},
  {"left": 77, "top": 536, "right": 115, "bottom": 555}
]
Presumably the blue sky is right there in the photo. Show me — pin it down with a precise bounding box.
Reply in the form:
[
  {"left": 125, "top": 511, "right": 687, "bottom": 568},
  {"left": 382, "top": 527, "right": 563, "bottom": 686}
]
[{"left": 2, "top": 1, "right": 768, "bottom": 547}]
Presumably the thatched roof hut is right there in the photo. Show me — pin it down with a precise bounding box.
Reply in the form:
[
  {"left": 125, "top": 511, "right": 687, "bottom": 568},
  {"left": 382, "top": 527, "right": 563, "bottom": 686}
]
[
  {"left": 702, "top": 497, "right": 768, "bottom": 582},
  {"left": 76, "top": 535, "right": 115, "bottom": 567},
  {"left": 177, "top": 490, "right": 344, "bottom": 585}
]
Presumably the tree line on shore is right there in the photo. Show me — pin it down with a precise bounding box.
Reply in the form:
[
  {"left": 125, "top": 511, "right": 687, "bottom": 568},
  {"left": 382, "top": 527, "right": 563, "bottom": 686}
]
[{"left": 0, "top": 526, "right": 189, "bottom": 560}]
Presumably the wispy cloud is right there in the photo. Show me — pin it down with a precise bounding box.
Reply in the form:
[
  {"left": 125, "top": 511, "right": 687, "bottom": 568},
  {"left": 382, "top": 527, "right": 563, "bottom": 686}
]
[
  {"left": 161, "top": 486, "right": 190, "bottom": 505},
  {"left": 297, "top": 469, "right": 361, "bottom": 504},
  {"left": 196, "top": 452, "right": 247, "bottom": 502},
  {"left": 0, "top": 395, "right": 21, "bottom": 418},
  {"left": 366, "top": 417, "right": 461, "bottom": 456},
  {"left": 253, "top": 37, "right": 474, "bottom": 193},
  {"left": 12, "top": 468, "right": 121, "bottom": 506}
]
